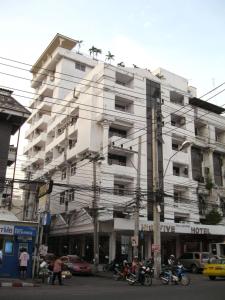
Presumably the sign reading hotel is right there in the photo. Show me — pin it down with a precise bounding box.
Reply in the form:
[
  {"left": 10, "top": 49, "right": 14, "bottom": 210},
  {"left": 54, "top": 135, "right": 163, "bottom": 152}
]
[{"left": 141, "top": 222, "right": 210, "bottom": 235}]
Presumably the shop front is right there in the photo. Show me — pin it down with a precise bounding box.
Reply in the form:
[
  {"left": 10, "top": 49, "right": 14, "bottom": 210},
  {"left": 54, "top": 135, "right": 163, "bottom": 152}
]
[
  {"left": 110, "top": 218, "right": 225, "bottom": 262},
  {"left": 0, "top": 222, "right": 37, "bottom": 278}
]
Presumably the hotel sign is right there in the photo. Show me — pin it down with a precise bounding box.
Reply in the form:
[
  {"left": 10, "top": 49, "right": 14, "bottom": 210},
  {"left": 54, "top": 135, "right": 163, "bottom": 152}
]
[{"left": 141, "top": 222, "right": 210, "bottom": 235}]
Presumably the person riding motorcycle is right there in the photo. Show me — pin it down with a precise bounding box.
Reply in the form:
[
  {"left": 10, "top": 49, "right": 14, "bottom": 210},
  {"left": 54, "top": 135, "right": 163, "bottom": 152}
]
[{"left": 168, "top": 254, "right": 178, "bottom": 279}]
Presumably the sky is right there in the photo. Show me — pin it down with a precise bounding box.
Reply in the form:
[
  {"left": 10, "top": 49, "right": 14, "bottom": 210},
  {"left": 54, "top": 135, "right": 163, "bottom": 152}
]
[{"left": 0, "top": 0, "right": 225, "bottom": 178}]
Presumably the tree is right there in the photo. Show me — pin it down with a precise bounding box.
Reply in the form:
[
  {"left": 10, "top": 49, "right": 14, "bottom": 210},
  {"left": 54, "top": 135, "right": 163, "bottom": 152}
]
[
  {"left": 95, "top": 48, "right": 102, "bottom": 59},
  {"left": 89, "top": 46, "right": 102, "bottom": 59},
  {"left": 201, "top": 209, "right": 222, "bottom": 225},
  {"left": 117, "top": 62, "right": 125, "bottom": 67},
  {"left": 76, "top": 40, "right": 83, "bottom": 54},
  {"left": 105, "top": 51, "right": 115, "bottom": 64},
  {"left": 89, "top": 46, "right": 96, "bottom": 58}
]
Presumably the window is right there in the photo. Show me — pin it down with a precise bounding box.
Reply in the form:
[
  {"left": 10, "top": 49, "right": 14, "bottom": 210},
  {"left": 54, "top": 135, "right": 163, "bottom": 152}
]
[
  {"left": 75, "top": 61, "right": 86, "bottom": 72},
  {"left": 173, "top": 166, "right": 180, "bottom": 176},
  {"left": 220, "top": 197, "right": 225, "bottom": 215},
  {"left": 195, "top": 253, "right": 200, "bottom": 259},
  {"left": 191, "top": 147, "right": 203, "bottom": 182},
  {"left": 180, "top": 253, "right": 193, "bottom": 259},
  {"left": 60, "top": 192, "right": 66, "bottom": 204},
  {"left": 69, "top": 139, "right": 77, "bottom": 149},
  {"left": 70, "top": 163, "right": 77, "bottom": 176},
  {"left": 61, "top": 168, "right": 67, "bottom": 180},
  {"left": 69, "top": 189, "right": 75, "bottom": 202},
  {"left": 171, "top": 114, "right": 186, "bottom": 128},
  {"left": 109, "top": 127, "right": 127, "bottom": 138},
  {"left": 213, "top": 152, "right": 223, "bottom": 186},
  {"left": 108, "top": 154, "right": 126, "bottom": 166},
  {"left": 170, "top": 91, "right": 184, "bottom": 105},
  {"left": 172, "top": 143, "right": 179, "bottom": 151},
  {"left": 114, "top": 184, "right": 125, "bottom": 196},
  {"left": 4, "top": 241, "right": 13, "bottom": 255},
  {"left": 115, "top": 103, "right": 126, "bottom": 112}
]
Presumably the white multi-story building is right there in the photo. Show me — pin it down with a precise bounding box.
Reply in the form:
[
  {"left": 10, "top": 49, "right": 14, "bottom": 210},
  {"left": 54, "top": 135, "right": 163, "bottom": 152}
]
[{"left": 23, "top": 34, "right": 225, "bottom": 263}]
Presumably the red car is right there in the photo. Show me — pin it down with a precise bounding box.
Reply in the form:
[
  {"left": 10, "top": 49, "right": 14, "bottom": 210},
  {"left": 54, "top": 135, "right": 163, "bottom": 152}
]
[{"left": 61, "top": 255, "right": 92, "bottom": 275}]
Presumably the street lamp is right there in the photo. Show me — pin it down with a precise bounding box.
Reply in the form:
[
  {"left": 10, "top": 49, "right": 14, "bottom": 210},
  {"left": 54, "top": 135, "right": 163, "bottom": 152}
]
[
  {"left": 163, "top": 140, "right": 191, "bottom": 178},
  {"left": 153, "top": 140, "right": 191, "bottom": 278}
]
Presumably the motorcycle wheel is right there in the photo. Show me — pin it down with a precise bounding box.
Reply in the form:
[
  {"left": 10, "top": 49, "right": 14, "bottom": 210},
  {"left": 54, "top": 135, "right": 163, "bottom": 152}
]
[
  {"left": 127, "top": 274, "right": 135, "bottom": 285},
  {"left": 160, "top": 276, "right": 169, "bottom": 285},
  {"left": 180, "top": 275, "right": 190, "bottom": 286},
  {"left": 113, "top": 274, "right": 121, "bottom": 281},
  {"left": 144, "top": 274, "right": 152, "bottom": 286}
]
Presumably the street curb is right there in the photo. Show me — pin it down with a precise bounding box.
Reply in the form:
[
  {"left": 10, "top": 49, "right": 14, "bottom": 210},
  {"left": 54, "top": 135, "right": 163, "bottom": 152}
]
[{"left": 0, "top": 282, "right": 39, "bottom": 287}]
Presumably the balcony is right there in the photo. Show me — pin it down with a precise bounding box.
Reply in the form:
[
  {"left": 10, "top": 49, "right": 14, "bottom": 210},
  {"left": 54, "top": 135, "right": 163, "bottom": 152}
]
[
  {"left": 106, "top": 161, "right": 136, "bottom": 178},
  {"left": 32, "top": 169, "right": 45, "bottom": 180},
  {"left": 54, "top": 153, "right": 65, "bottom": 167},
  {"left": 67, "top": 143, "right": 78, "bottom": 160},
  {"left": 46, "top": 131, "right": 66, "bottom": 153},
  {"left": 31, "top": 151, "right": 45, "bottom": 165},
  {"left": 25, "top": 115, "right": 50, "bottom": 138},
  {"left": 37, "top": 76, "right": 54, "bottom": 98},
  {"left": 109, "top": 136, "right": 136, "bottom": 154},
  {"left": 37, "top": 97, "right": 52, "bottom": 112},
  {"left": 47, "top": 113, "right": 66, "bottom": 134},
  {"left": 33, "top": 132, "right": 47, "bottom": 147}
]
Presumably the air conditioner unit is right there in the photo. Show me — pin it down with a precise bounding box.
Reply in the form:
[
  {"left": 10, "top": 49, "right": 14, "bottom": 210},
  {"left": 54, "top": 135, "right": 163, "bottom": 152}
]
[
  {"left": 34, "top": 146, "right": 41, "bottom": 151},
  {"left": 204, "top": 167, "right": 210, "bottom": 175},
  {"left": 180, "top": 118, "right": 186, "bottom": 125},
  {"left": 183, "top": 167, "right": 188, "bottom": 175},
  {"left": 59, "top": 147, "right": 64, "bottom": 153}
]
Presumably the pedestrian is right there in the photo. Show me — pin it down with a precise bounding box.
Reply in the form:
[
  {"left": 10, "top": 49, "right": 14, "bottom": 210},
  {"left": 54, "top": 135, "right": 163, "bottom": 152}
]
[
  {"left": 19, "top": 248, "right": 30, "bottom": 279},
  {"left": 52, "top": 255, "right": 63, "bottom": 285}
]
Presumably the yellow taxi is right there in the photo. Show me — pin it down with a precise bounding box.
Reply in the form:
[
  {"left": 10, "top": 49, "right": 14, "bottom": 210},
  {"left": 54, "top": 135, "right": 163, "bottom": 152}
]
[{"left": 203, "top": 259, "right": 225, "bottom": 280}]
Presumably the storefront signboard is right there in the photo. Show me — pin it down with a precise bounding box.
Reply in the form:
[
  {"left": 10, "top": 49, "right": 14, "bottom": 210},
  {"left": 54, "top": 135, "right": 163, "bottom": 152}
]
[
  {"left": 14, "top": 226, "right": 37, "bottom": 237},
  {"left": 113, "top": 218, "right": 225, "bottom": 235},
  {"left": 0, "top": 224, "right": 14, "bottom": 235}
]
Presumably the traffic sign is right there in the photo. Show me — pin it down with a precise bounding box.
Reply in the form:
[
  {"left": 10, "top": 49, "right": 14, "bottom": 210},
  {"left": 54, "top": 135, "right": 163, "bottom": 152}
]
[
  {"left": 131, "top": 236, "right": 139, "bottom": 247},
  {"left": 152, "top": 244, "right": 160, "bottom": 252}
]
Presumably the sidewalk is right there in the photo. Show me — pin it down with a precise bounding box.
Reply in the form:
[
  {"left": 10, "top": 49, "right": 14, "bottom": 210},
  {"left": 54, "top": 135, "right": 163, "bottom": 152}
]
[{"left": 0, "top": 278, "right": 39, "bottom": 287}]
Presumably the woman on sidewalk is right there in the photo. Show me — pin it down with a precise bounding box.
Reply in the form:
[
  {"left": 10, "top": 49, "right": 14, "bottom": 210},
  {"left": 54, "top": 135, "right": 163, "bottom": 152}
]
[{"left": 52, "top": 256, "right": 63, "bottom": 285}]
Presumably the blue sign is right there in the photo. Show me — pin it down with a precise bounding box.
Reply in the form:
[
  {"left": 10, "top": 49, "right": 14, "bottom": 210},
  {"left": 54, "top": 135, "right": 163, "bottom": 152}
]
[{"left": 14, "top": 226, "right": 37, "bottom": 237}]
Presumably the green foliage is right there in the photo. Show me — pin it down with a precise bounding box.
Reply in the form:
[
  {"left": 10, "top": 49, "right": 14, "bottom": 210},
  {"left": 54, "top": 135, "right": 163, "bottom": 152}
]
[
  {"left": 201, "top": 209, "right": 222, "bottom": 225},
  {"left": 205, "top": 177, "right": 214, "bottom": 191}
]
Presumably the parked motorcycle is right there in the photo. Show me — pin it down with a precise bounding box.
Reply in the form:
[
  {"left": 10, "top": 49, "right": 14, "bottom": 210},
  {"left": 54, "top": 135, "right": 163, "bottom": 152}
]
[
  {"left": 159, "top": 264, "right": 190, "bottom": 286},
  {"left": 126, "top": 264, "right": 154, "bottom": 286},
  {"left": 39, "top": 260, "right": 72, "bottom": 284},
  {"left": 113, "top": 262, "right": 130, "bottom": 281}
]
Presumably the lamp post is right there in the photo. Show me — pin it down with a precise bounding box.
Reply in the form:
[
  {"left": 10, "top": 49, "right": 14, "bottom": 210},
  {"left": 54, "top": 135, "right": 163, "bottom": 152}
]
[
  {"left": 163, "top": 141, "right": 191, "bottom": 178},
  {"left": 153, "top": 140, "right": 191, "bottom": 278}
]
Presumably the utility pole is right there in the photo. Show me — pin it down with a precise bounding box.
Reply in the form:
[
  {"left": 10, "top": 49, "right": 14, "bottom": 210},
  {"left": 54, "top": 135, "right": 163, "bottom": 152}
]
[
  {"left": 152, "top": 99, "right": 161, "bottom": 278},
  {"left": 64, "top": 103, "right": 71, "bottom": 224},
  {"left": 9, "top": 128, "right": 21, "bottom": 210},
  {"left": 89, "top": 153, "right": 104, "bottom": 273},
  {"left": 92, "top": 156, "right": 99, "bottom": 273},
  {"left": 133, "top": 136, "right": 142, "bottom": 258}
]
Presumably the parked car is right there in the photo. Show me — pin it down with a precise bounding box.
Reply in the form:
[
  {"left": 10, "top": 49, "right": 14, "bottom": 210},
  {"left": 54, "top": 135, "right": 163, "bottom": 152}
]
[
  {"left": 203, "top": 258, "right": 225, "bottom": 280},
  {"left": 178, "top": 252, "right": 210, "bottom": 273},
  {"left": 61, "top": 255, "right": 92, "bottom": 275}
]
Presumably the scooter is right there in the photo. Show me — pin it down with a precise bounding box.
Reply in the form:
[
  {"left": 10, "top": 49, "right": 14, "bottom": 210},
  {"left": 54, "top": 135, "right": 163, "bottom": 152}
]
[
  {"left": 126, "top": 265, "right": 153, "bottom": 286},
  {"left": 160, "top": 264, "right": 190, "bottom": 286}
]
